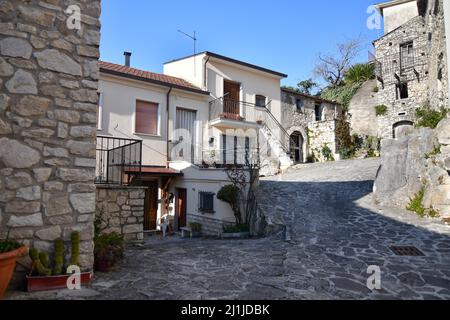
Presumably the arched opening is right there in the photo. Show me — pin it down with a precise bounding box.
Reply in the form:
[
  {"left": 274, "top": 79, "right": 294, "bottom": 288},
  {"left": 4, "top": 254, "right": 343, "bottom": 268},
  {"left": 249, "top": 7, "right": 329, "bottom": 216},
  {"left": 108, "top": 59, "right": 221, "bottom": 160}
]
[
  {"left": 393, "top": 121, "right": 414, "bottom": 139},
  {"left": 290, "top": 131, "right": 304, "bottom": 164}
]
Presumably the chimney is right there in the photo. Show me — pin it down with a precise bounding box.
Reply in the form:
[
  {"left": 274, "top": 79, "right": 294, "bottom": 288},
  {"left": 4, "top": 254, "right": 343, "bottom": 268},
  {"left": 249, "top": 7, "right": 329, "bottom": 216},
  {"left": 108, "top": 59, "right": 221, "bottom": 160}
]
[{"left": 124, "top": 51, "right": 132, "bottom": 67}]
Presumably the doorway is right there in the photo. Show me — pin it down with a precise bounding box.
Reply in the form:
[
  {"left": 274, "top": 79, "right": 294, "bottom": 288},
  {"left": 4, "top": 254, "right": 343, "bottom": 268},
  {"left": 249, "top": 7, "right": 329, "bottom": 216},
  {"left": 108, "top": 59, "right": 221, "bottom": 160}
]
[
  {"left": 176, "top": 188, "right": 187, "bottom": 230},
  {"left": 393, "top": 121, "right": 414, "bottom": 139},
  {"left": 223, "top": 80, "right": 240, "bottom": 120},
  {"left": 290, "top": 131, "right": 304, "bottom": 164},
  {"left": 143, "top": 181, "right": 158, "bottom": 231}
]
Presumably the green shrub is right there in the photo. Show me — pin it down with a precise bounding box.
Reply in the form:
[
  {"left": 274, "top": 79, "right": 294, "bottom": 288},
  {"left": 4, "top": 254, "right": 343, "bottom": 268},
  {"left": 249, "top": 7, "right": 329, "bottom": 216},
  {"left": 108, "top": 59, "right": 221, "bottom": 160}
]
[
  {"left": 425, "top": 145, "right": 441, "bottom": 159},
  {"left": 0, "top": 240, "right": 22, "bottom": 254},
  {"left": 321, "top": 81, "right": 363, "bottom": 112},
  {"left": 306, "top": 154, "right": 317, "bottom": 163},
  {"left": 344, "top": 63, "right": 375, "bottom": 84},
  {"left": 416, "top": 106, "right": 448, "bottom": 129},
  {"left": 321, "top": 144, "right": 335, "bottom": 161},
  {"left": 335, "top": 116, "right": 357, "bottom": 159},
  {"left": 217, "top": 185, "right": 239, "bottom": 207},
  {"left": 375, "top": 105, "right": 388, "bottom": 116},
  {"left": 223, "top": 224, "right": 249, "bottom": 234},
  {"left": 373, "top": 86, "right": 379, "bottom": 93},
  {"left": 406, "top": 186, "right": 440, "bottom": 218}
]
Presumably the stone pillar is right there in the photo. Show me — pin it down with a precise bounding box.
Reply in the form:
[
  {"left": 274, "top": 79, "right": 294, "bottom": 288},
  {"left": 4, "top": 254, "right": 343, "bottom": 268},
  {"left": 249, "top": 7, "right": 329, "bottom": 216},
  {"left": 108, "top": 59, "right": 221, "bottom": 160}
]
[{"left": 0, "top": 0, "right": 101, "bottom": 270}]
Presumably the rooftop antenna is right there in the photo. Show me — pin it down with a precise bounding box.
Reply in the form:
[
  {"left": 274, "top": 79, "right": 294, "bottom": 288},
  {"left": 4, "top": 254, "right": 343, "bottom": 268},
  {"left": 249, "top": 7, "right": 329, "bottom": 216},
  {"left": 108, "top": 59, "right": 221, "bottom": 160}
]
[{"left": 178, "top": 29, "right": 197, "bottom": 76}]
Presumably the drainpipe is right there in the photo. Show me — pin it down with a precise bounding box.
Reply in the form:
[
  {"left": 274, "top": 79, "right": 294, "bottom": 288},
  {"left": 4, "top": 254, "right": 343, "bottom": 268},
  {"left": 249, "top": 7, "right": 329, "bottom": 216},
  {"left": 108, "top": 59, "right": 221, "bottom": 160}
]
[
  {"left": 203, "top": 56, "right": 210, "bottom": 90},
  {"left": 166, "top": 87, "right": 173, "bottom": 168}
]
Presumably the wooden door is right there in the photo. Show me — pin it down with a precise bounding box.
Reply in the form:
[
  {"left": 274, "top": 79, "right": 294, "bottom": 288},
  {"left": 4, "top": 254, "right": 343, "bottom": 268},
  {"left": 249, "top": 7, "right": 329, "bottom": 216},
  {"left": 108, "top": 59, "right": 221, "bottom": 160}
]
[
  {"left": 223, "top": 80, "right": 240, "bottom": 119},
  {"left": 176, "top": 188, "right": 187, "bottom": 229},
  {"left": 144, "top": 182, "right": 158, "bottom": 231}
]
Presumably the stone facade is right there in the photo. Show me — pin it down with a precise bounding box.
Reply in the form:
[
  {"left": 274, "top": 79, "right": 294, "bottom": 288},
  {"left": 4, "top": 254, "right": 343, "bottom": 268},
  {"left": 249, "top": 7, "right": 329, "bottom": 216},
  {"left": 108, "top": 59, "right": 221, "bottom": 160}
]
[
  {"left": 281, "top": 88, "right": 342, "bottom": 162},
  {"left": 187, "top": 213, "right": 235, "bottom": 237},
  {"left": 373, "top": 0, "right": 448, "bottom": 139},
  {"left": 0, "top": 0, "right": 101, "bottom": 270},
  {"left": 95, "top": 186, "right": 146, "bottom": 243}
]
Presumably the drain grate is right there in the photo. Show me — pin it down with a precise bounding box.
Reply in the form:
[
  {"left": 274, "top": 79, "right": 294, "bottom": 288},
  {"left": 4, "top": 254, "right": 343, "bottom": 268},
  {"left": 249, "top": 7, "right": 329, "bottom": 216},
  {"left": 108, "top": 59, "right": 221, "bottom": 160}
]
[{"left": 390, "top": 246, "right": 425, "bottom": 257}]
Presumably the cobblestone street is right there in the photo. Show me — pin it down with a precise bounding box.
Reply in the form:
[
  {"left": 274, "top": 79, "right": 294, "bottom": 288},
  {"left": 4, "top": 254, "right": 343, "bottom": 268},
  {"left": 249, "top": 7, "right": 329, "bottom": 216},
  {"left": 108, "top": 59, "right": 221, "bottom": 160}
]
[{"left": 8, "top": 159, "right": 450, "bottom": 300}]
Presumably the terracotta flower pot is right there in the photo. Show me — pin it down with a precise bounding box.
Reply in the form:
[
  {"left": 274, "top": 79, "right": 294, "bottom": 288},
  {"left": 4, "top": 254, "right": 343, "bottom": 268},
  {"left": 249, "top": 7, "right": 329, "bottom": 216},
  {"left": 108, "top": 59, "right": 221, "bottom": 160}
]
[
  {"left": 26, "top": 272, "right": 93, "bottom": 292},
  {"left": 0, "top": 246, "right": 27, "bottom": 298}
]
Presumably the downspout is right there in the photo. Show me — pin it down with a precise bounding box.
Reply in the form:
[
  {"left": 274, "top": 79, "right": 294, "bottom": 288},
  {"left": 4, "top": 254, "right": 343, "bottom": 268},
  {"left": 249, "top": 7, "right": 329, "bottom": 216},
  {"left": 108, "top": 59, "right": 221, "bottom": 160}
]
[
  {"left": 166, "top": 87, "right": 173, "bottom": 168},
  {"left": 203, "top": 56, "right": 210, "bottom": 90}
]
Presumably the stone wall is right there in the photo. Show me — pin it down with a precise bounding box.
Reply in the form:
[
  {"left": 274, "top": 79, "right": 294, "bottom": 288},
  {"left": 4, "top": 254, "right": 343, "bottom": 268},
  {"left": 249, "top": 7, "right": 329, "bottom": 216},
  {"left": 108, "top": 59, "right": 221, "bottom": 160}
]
[
  {"left": 308, "top": 120, "right": 338, "bottom": 162},
  {"left": 96, "top": 186, "right": 146, "bottom": 243},
  {"left": 281, "top": 90, "right": 341, "bottom": 163},
  {"left": 0, "top": 0, "right": 101, "bottom": 270},
  {"left": 348, "top": 80, "right": 379, "bottom": 137},
  {"left": 373, "top": 0, "right": 448, "bottom": 139},
  {"left": 187, "top": 213, "right": 234, "bottom": 237},
  {"left": 373, "top": 117, "right": 450, "bottom": 219}
]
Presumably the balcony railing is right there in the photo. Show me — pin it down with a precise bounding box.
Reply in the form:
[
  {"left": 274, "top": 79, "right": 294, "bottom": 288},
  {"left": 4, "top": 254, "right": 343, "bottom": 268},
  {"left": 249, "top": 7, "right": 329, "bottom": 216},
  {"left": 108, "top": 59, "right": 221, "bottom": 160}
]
[
  {"left": 96, "top": 136, "right": 142, "bottom": 185},
  {"left": 209, "top": 97, "right": 267, "bottom": 124},
  {"left": 198, "top": 149, "right": 260, "bottom": 169}
]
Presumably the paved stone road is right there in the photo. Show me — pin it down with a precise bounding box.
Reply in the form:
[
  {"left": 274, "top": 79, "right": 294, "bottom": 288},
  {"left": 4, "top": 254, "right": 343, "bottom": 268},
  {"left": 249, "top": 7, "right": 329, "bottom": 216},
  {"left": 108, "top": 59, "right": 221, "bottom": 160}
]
[{"left": 7, "top": 159, "right": 450, "bottom": 300}]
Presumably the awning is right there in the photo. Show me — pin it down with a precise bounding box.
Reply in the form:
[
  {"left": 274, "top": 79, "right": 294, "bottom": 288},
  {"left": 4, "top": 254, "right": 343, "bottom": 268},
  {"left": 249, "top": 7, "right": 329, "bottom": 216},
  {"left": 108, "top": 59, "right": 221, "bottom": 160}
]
[{"left": 126, "top": 166, "right": 183, "bottom": 177}]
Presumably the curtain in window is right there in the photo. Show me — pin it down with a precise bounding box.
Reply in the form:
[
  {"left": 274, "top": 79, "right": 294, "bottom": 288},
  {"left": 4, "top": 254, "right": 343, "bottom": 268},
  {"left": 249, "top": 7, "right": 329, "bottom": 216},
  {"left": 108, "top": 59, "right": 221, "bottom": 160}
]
[
  {"left": 136, "top": 101, "right": 158, "bottom": 135},
  {"left": 176, "top": 108, "right": 197, "bottom": 162}
]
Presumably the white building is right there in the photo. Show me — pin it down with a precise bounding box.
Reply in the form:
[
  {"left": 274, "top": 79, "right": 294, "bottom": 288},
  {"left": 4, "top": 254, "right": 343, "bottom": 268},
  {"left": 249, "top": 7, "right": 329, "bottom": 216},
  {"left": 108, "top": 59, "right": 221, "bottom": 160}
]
[{"left": 98, "top": 52, "right": 290, "bottom": 235}]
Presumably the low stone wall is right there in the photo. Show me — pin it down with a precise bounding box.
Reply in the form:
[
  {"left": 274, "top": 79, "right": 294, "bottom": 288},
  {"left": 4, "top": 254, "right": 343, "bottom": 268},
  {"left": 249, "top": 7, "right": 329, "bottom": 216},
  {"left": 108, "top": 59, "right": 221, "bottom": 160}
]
[
  {"left": 95, "top": 186, "right": 146, "bottom": 242},
  {"left": 187, "top": 213, "right": 234, "bottom": 237},
  {"left": 308, "top": 120, "right": 338, "bottom": 162}
]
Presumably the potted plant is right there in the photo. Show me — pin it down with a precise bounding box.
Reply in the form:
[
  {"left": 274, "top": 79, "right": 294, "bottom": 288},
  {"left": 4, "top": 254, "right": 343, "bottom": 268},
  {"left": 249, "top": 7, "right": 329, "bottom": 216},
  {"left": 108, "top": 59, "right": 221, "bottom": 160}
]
[
  {"left": 0, "top": 233, "right": 27, "bottom": 298},
  {"left": 189, "top": 223, "right": 202, "bottom": 238},
  {"left": 222, "top": 224, "right": 250, "bottom": 239},
  {"left": 26, "top": 232, "right": 92, "bottom": 292},
  {"left": 94, "top": 232, "right": 124, "bottom": 273}
]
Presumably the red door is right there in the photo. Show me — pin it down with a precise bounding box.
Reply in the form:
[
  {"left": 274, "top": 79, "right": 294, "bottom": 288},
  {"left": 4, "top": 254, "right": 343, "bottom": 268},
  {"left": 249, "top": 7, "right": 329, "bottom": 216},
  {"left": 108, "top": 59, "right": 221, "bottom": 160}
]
[{"left": 176, "top": 188, "right": 187, "bottom": 229}]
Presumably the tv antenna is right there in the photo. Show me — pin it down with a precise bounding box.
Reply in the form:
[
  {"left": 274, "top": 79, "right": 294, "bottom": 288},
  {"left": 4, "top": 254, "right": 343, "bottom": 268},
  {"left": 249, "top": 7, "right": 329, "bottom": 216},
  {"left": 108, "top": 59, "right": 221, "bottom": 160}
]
[{"left": 178, "top": 29, "right": 197, "bottom": 76}]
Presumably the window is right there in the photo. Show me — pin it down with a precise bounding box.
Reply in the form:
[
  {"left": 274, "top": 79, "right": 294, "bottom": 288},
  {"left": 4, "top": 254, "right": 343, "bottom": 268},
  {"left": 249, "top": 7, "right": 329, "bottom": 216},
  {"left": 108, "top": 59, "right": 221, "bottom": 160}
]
[
  {"left": 315, "top": 104, "right": 322, "bottom": 121},
  {"left": 396, "top": 82, "right": 409, "bottom": 99},
  {"left": 296, "top": 99, "right": 304, "bottom": 113},
  {"left": 255, "top": 95, "right": 267, "bottom": 108},
  {"left": 135, "top": 100, "right": 159, "bottom": 135},
  {"left": 97, "top": 92, "right": 103, "bottom": 130},
  {"left": 199, "top": 192, "right": 215, "bottom": 213},
  {"left": 400, "top": 41, "right": 414, "bottom": 71}
]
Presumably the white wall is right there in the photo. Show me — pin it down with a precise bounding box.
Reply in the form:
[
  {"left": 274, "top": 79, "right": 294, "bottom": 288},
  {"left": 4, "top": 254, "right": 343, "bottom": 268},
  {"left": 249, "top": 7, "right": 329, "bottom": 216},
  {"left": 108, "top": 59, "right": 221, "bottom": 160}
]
[
  {"left": 163, "top": 53, "right": 206, "bottom": 89},
  {"left": 98, "top": 74, "right": 209, "bottom": 167},
  {"left": 382, "top": 0, "right": 419, "bottom": 34}
]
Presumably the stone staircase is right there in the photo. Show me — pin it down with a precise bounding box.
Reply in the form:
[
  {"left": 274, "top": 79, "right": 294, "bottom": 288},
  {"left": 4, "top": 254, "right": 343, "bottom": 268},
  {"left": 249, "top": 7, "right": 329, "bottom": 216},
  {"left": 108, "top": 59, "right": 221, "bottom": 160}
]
[{"left": 259, "top": 125, "right": 293, "bottom": 177}]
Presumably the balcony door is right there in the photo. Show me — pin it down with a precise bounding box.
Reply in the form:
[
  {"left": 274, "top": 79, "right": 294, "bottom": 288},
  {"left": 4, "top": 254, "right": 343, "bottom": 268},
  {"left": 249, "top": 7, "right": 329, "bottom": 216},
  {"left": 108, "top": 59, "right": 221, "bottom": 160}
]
[
  {"left": 223, "top": 80, "right": 241, "bottom": 120},
  {"left": 176, "top": 108, "right": 197, "bottom": 163}
]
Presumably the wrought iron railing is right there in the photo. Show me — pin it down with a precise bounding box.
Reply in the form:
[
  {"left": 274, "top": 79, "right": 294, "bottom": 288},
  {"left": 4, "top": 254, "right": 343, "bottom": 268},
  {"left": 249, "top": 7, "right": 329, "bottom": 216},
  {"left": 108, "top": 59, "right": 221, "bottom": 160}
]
[
  {"left": 95, "top": 136, "right": 142, "bottom": 185},
  {"left": 374, "top": 46, "right": 428, "bottom": 85},
  {"left": 209, "top": 98, "right": 294, "bottom": 158},
  {"left": 199, "top": 149, "right": 260, "bottom": 169}
]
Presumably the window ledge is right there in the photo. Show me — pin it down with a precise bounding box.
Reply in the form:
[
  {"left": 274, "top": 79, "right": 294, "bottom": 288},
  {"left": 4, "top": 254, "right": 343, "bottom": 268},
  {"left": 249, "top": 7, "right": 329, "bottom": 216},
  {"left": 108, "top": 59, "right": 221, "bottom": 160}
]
[{"left": 134, "top": 132, "right": 162, "bottom": 138}]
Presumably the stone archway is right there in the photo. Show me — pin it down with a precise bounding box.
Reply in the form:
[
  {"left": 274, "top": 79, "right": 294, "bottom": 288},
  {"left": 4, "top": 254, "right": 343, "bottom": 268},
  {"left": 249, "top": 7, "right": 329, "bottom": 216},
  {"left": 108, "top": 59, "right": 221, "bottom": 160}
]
[
  {"left": 393, "top": 120, "right": 414, "bottom": 139},
  {"left": 287, "top": 126, "right": 307, "bottom": 163}
]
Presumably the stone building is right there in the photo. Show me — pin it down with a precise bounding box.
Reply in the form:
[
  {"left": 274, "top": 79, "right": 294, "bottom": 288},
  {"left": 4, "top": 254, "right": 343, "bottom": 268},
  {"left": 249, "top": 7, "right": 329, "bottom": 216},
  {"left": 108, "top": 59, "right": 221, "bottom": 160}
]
[
  {"left": 373, "top": 0, "right": 448, "bottom": 139},
  {"left": 280, "top": 88, "right": 343, "bottom": 163},
  {"left": 0, "top": 0, "right": 101, "bottom": 271}
]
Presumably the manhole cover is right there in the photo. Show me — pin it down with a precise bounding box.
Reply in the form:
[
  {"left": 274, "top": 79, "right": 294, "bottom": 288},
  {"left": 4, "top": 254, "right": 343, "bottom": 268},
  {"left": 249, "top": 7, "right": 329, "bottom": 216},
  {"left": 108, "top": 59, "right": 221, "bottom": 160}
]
[{"left": 390, "top": 246, "right": 425, "bottom": 256}]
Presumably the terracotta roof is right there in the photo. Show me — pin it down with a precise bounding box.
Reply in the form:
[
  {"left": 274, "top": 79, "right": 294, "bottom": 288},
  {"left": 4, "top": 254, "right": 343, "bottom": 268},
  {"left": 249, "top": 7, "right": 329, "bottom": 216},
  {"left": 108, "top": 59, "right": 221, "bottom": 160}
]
[
  {"left": 99, "top": 61, "right": 209, "bottom": 95},
  {"left": 281, "top": 87, "right": 342, "bottom": 106}
]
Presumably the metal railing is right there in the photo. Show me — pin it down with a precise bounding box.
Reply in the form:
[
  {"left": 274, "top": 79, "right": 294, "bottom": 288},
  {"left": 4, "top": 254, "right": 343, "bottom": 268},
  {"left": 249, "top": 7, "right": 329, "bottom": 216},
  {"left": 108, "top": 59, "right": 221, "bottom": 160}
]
[
  {"left": 199, "top": 149, "right": 260, "bottom": 169},
  {"left": 209, "top": 98, "right": 294, "bottom": 157},
  {"left": 95, "top": 136, "right": 142, "bottom": 185},
  {"left": 374, "top": 46, "right": 428, "bottom": 85}
]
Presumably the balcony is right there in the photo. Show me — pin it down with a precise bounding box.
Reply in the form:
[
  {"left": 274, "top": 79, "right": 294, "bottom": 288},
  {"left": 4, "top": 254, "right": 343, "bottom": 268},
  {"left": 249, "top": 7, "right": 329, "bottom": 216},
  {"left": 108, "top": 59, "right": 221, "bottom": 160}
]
[
  {"left": 209, "top": 98, "right": 266, "bottom": 129},
  {"left": 96, "top": 136, "right": 142, "bottom": 185}
]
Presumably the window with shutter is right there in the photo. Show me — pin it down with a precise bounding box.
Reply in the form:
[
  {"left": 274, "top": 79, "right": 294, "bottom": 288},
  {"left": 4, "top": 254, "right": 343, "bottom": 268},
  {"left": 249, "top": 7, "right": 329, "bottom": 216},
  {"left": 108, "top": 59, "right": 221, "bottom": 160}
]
[
  {"left": 199, "top": 192, "right": 215, "bottom": 213},
  {"left": 135, "top": 100, "right": 159, "bottom": 135}
]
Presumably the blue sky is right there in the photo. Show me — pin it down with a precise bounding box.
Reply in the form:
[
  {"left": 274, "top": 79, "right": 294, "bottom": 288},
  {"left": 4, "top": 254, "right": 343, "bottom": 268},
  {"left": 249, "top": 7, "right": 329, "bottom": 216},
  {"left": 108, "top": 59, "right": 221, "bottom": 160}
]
[{"left": 100, "top": 0, "right": 383, "bottom": 87}]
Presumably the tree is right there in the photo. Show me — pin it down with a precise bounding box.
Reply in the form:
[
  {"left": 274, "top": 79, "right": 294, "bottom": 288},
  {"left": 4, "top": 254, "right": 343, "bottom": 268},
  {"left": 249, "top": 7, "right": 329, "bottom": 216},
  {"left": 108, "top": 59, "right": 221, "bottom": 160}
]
[
  {"left": 297, "top": 78, "right": 318, "bottom": 95},
  {"left": 314, "top": 38, "right": 362, "bottom": 87}
]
